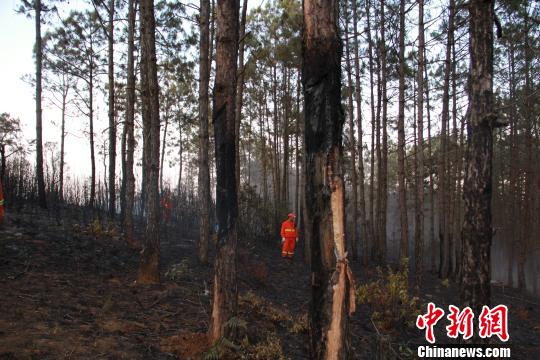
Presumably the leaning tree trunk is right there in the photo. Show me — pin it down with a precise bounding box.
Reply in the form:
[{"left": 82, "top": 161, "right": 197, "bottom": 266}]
[
  {"left": 35, "top": 0, "right": 47, "bottom": 209},
  {"left": 124, "top": 0, "right": 136, "bottom": 247},
  {"left": 208, "top": 0, "right": 239, "bottom": 343},
  {"left": 108, "top": 0, "right": 116, "bottom": 219},
  {"left": 460, "top": 0, "right": 496, "bottom": 316},
  {"left": 397, "top": 0, "right": 408, "bottom": 260},
  {"left": 198, "top": 0, "right": 211, "bottom": 265},
  {"left": 138, "top": 0, "right": 161, "bottom": 284},
  {"left": 303, "top": 0, "right": 356, "bottom": 357}
]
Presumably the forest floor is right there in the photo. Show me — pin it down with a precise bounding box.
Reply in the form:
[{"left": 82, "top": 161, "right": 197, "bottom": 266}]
[{"left": 0, "top": 206, "right": 539, "bottom": 359}]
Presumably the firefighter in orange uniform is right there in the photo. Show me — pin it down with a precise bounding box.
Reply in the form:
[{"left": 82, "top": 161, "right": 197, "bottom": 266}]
[
  {"left": 160, "top": 190, "right": 173, "bottom": 224},
  {"left": 0, "top": 178, "right": 4, "bottom": 227},
  {"left": 280, "top": 213, "right": 298, "bottom": 259}
]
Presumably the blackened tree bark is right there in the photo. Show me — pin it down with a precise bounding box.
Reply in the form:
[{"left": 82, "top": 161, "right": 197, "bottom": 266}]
[
  {"left": 415, "top": 0, "right": 425, "bottom": 285},
  {"left": 108, "top": 0, "right": 116, "bottom": 219},
  {"left": 303, "top": 0, "right": 356, "bottom": 357},
  {"left": 198, "top": 0, "right": 211, "bottom": 265},
  {"left": 397, "top": 0, "right": 408, "bottom": 260},
  {"left": 35, "top": 0, "right": 47, "bottom": 209},
  {"left": 138, "top": 0, "right": 161, "bottom": 284},
  {"left": 124, "top": 0, "right": 136, "bottom": 246},
  {"left": 208, "top": 0, "right": 239, "bottom": 343},
  {"left": 366, "top": 0, "right": 376, "bottom": 263},
  {"left": 460, "top": 0, "right": 496, "bottom": 315}
]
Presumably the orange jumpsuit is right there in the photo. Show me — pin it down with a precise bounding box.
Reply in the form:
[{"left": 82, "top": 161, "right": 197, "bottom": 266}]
[
  {"left": 280, "top": 219, "right": 297, "bottom": 258},
  {"left": 161, "top": 196, "right": 172, "bottom": 223}
]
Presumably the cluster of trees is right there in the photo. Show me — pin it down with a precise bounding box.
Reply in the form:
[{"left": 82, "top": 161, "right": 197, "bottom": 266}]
[{"left": 1, "top": 0, "right": 537, "bottom": 356}]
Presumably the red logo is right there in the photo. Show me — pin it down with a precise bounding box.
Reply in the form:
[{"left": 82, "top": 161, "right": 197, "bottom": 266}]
[
  {"left": 416, "top": 304, "right": 510, "bottom": 343},
  {"left": 416, "top": 302, "right": 445, "bottom": 343}
]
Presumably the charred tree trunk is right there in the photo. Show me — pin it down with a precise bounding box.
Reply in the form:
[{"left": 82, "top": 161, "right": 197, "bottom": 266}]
[
  {"left": 208, "top": 0, "right": 239, "bottom": 343},
  {"left": 138, "top": 0, "right": 161, "bottom": 284},
  {"left": 59, "top": 84, "right": 67, "bottom": 202},
  {"left": 124, "top": 0, "right": 136, "bottom": 247},
  {"left": 366, "top": 0, "right": 376, "bottom": 263},
  {"left": 108, "top": 0, "right": 116, "bottom": 219},
  {"left": 303, "top": 0, "right": 355, "bottom": 357},
  {"left": 89, "top": 62, "right": 96, "bottom": 209},
  {"left": 198, "top": 0, "right": 211, "bottom": 265},
  {"left": 397, "top": 0, "right": 408, "bottom": 260},
  {"left": 460, "top": 0, "right": 495, "bottom": 315},
  {"left": 35, "top": 0, "right": 47, "bottom": 209}
]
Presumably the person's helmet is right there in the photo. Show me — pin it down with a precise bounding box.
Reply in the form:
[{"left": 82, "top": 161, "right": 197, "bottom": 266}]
[{"left": 288, "top": 213, "right": 296, "bottom": 218}]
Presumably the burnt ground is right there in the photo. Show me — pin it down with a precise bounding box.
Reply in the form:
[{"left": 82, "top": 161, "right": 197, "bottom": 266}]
[{"left": 0, "top": 206, "right": 539, "bottom": 359}]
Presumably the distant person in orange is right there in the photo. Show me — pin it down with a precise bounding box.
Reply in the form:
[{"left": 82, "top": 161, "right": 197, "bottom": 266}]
[
  {"left": 280, "top": 213, "right": 298, "bottom": 259},
  {"left": 160, "top": 190, "right": 173, "bottom": 224},
  {"left": 0, "top": 179, "right": 4, "bottom": 227}
]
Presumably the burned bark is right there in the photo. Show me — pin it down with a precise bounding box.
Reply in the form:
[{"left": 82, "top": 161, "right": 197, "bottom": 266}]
[
  {"left": 303, "top": 0, "right": 356, "bottom": 357},
  {"left": 208, "top": 0, "right": 239, "bottom": 343}
]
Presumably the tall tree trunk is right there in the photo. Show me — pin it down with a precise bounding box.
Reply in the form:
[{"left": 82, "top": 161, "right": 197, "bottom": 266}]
[
  {"left": 397, "top": 0, "right": 408, "bottom": 260},
  {"left": 366, "top": 0, "right": 376, "bottom": 260},
  {"left": 424, "top": 46, "right": 436, "bottom": 273},
  {"left": 35, "top": 0, "right": 47, "bottom": 209},
  {"left": 198, "top": 0, "right": 211, "bottom": 265},
  {"left": 438, "top": 0, "right": 454, "bottom": 279},
  {"left": 108, "top": 0, "right": 116, "bottom": 219},
  {"left": 235, "top": 0, "right": 248, "bottom": 193},
  {"left": 138, "top": 0, "right": 161, "bottom": 284},
  {"left": 344, "top": 5, "right": 358, "bottom": 261},
  {"left": 460, "top": 0, "right": 495, "bottom": 316},
  {"left": 160, "top": 107, "right": 169, "bottom": 192},
  {"left": 89, "top": 63, "right": 96, "bottom": 209},
  {"left": 282, "top": 67, "right": 290, "bottom": 208},
  {"left": 507, "top": 42, "right": 517, "bottom": 288},
  {"left": 124, "top": 0, "right": 136, "bottom": 246},
  {"left": 415, "top": 0, "right": 425, "bottom": 285},
  {"left": 208, "top": 0, "right": 239, "bottom": 343},
  {"left": 378, "top": 0, "right": 388, "bottom": 265},
  {"left": 303, "top": 0, "right": 355, "bottom": 357},
  {"left": 59, "top": 86, "right": 67, "bottom": 202},
  {"left": 352, "top": 0, "right": 368, "bottom": 265}
]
